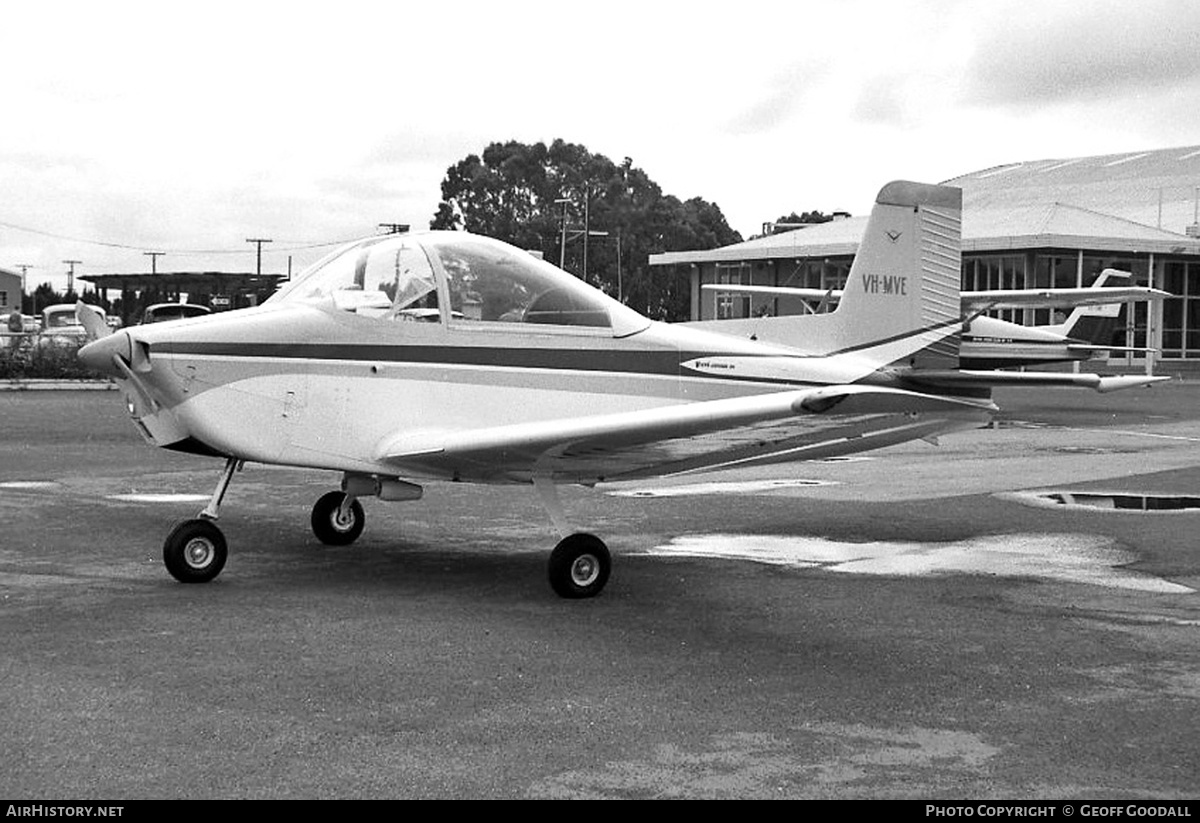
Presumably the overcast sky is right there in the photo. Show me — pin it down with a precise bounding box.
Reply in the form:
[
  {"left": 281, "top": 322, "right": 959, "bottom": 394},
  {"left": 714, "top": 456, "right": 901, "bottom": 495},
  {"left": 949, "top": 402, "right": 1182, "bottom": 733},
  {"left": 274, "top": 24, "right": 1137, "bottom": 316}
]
[{"left": 5, "top": 0, "right": 1200, "bottom": 293}]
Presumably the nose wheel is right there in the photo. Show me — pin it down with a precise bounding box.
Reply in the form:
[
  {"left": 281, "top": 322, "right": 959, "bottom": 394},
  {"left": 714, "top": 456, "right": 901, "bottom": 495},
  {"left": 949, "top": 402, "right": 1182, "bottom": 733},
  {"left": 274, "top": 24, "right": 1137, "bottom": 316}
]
[
  {"left": 162, "top": 457, "right": 239, "bottom": 583},
  {"left": 163, "top": 518, "right": 228, "bottom": 583}
]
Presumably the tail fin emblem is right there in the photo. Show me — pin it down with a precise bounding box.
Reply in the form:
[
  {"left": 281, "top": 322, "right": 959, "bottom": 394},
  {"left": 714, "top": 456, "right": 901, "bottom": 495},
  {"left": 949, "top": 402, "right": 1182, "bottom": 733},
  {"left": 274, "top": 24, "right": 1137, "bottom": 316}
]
[{"left": 886, "top": 230, "right": 903, "bottom": 243}]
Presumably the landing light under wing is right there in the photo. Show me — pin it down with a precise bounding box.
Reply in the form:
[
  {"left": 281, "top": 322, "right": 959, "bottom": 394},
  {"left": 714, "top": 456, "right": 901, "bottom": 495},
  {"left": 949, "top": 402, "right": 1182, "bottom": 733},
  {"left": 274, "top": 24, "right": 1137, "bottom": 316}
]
[{"left": 376, "top": 385, "right": 995, "bottom": 483}]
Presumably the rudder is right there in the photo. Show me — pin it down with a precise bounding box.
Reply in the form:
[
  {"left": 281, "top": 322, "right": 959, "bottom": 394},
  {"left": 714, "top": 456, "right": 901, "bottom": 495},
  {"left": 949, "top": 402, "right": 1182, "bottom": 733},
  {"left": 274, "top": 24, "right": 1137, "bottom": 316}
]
[{"left": 829, "top": 181, "right": 962, "bottom": 368}]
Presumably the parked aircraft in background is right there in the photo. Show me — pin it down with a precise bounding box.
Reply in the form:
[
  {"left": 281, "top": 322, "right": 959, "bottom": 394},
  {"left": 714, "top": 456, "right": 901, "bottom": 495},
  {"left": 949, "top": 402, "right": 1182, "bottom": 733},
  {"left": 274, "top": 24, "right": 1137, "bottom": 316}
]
[
  {"left": 704, "top": 270, "right": 1168, "bottom": 369},
  {"left": 77, "top": 180, "right": 1168, "bottom": 598}
]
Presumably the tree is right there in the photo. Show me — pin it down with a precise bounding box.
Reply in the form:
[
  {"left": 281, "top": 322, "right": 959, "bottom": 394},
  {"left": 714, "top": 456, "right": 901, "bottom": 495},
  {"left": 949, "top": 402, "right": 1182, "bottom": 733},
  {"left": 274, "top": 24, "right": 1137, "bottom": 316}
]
[
  {"left": 431, "top": 139, "right": 742, "bottom": 320},
  {"left": 751, "top": 210, "right": 840, "bottom": 239}
]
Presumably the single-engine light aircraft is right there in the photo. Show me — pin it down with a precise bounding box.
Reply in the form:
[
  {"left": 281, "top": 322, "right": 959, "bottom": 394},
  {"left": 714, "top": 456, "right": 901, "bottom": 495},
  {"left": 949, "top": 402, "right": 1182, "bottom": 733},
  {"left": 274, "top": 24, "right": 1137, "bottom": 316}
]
[{"left": 77, "top": 181, "right": 1168, "bottom": 598}]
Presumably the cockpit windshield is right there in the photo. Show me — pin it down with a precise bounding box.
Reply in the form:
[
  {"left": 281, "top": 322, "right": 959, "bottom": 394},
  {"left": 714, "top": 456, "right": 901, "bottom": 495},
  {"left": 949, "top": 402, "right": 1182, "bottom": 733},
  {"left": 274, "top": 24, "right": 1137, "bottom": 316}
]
[
  {"left": 270, "top": 234, "right": 439, "bottom": 319},
  {"left": 269, "top": 231, "right": 648, "bottom": 335}
]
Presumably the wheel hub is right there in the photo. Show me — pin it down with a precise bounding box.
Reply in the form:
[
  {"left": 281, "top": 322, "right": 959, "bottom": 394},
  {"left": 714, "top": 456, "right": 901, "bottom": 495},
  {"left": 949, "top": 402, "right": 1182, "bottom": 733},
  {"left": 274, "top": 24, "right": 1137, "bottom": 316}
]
[
  {"left": 571, "top": 554, "right": 600, "bottom": 586},
  {"left": 184, "top": 538, "right": 215, "bottom": 569}
]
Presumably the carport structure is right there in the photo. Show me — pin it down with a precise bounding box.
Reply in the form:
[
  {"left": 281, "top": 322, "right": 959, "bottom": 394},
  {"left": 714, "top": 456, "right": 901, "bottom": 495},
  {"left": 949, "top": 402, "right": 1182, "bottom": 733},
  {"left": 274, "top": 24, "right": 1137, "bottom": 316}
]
[{"left": 81, "top": 271, "right": 285, "bottom": 326}]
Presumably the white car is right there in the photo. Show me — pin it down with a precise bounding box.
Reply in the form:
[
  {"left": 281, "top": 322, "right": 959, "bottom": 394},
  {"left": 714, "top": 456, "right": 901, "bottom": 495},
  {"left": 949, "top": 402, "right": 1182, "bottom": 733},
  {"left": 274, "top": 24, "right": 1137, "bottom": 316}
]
[
  {"left": 38, "top": 304, "right": 105, "bottom": 348},
  {"left": 140, "top": 303, "right": 212, "bottom": 324}
]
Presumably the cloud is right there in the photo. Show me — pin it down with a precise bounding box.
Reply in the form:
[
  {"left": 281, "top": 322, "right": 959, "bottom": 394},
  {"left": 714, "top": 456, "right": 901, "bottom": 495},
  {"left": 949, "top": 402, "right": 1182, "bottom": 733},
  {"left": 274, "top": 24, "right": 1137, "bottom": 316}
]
[
  {"left": 724, "top": 58, "right": 833, "bottom": 135},
  {"left": 961, "top": 1, "right": 1200, "bottom": 109}
]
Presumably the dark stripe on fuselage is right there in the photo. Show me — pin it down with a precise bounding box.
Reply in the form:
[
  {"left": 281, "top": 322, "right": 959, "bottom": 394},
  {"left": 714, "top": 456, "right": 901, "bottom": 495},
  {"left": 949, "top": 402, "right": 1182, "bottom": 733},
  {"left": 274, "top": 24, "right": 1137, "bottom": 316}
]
[
  {"left": 159, "top": 341, "right": 701, "bottom": 377},
  {"left": 156, "top": 316, "right": 963, "bottom": 378}
]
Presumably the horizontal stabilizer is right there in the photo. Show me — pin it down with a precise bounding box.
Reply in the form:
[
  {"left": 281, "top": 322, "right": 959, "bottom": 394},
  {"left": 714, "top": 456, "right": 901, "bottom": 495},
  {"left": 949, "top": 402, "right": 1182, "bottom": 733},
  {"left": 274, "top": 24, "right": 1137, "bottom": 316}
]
[
  {"left": 1065, "top": 344, "right": 1159, "bottom": 356},
  {"left": 909, "top": 369, "right": 1171, "bottom": 394}
]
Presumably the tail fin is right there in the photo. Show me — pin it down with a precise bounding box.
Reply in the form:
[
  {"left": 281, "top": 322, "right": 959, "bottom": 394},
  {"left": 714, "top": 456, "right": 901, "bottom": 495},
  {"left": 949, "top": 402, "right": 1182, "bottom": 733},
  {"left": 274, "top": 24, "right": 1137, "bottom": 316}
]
[
  {"left": 1059, "top": 302, "right": 1121, "bottom": 345},
  {"left": 696, "top": 181, "right": 963, "bottom": 368},
  {"left": 826, "top": 181, "right": 962, "bottom": 367},
  {"left": 1048, "top": 269, "right": 1127, "bottom": 344}
]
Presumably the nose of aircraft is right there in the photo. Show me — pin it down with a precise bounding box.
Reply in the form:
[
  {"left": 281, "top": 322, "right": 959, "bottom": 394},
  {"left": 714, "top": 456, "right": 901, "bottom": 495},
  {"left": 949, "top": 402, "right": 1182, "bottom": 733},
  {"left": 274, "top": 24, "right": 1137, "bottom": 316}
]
[{"left": 78, "top": 330, "right": 132, "bottom": 378}]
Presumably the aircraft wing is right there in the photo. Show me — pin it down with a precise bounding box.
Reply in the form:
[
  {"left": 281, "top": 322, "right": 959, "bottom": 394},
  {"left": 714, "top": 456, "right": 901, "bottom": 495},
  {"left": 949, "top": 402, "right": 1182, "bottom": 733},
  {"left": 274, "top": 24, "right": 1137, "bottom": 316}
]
[
  {"left": 375, "top": 386, "right": 995, "bottom": 484},
  {"left": 699, "top": 283, "right": 1169, "bottom": 312},
  {"left": 962, "top": 286, "right": 1170, "bottom": 312}
]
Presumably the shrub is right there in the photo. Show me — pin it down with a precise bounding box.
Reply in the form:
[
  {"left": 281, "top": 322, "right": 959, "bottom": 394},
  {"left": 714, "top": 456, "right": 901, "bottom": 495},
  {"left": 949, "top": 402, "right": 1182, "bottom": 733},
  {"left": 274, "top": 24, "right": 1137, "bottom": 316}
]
[{"left": 0, "top": 336, "right": 101, "bottom": 380}]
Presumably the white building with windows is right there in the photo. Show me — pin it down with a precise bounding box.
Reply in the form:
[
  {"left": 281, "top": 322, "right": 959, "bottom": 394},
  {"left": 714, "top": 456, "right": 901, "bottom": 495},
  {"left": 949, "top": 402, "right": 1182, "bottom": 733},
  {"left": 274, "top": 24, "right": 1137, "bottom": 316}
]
[
  {"left": 0, "top": 267, "right": 21, "bottom": 314},
  {"left": 650, "top": 145, "right": 1200, "bottom": 375}
]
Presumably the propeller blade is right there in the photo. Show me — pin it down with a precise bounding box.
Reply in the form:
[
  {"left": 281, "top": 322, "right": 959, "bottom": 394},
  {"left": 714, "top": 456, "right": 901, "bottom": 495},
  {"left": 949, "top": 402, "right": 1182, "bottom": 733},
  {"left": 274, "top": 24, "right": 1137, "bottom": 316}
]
[{"left": 75, "top": 301, "right": 110, "bottom": 342}]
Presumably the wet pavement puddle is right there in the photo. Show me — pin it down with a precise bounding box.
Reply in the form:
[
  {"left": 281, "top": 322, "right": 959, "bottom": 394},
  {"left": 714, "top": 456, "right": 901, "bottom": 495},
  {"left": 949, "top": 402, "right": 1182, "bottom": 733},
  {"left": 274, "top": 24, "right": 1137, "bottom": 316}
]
[{"left": 642, "top": 532, "right": 1194, "bottom": 593}]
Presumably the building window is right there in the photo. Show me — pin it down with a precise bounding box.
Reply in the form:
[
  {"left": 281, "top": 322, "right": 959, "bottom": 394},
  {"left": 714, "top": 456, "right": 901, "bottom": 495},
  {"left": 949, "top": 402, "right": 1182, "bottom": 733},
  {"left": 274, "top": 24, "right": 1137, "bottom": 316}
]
[
  {"left": 1162, "top": 260, "right": 1200, "bottom": 359},
  {"left": 714, "top": 263, "right": 751, "bottom": 319},
  {"left": 963, "top": 255, "right": 1027, "bottom": 323}
]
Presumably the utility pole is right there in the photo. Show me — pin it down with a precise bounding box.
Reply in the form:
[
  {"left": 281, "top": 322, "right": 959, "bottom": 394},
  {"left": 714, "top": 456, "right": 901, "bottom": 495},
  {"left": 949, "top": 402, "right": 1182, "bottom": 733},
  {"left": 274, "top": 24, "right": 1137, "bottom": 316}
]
[
  {"left": 144, "top": 251, "right": 165, "bottom": 275},
  {"left": 555, "top": 198, "right": 571, "bottom": 270},
  {"left": 583, "top": 185, "right": 590, "bottom": 281},
  {"left": 615, "top": 231, "right": 622, "bottom": 303},
  {"left": 16, "top": 264, "right": 33, "bottom": 314},
  {"left": 246, "top": 238, "right": 272, "bottom": 276},
  {"left": 62, "top": 260, "right": 81, "bottom": 296}
]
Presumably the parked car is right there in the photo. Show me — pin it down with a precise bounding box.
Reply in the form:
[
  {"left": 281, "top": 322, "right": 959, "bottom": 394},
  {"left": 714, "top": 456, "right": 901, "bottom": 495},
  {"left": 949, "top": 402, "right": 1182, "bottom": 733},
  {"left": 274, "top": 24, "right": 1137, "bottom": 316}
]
[
  {"left": 140, "top": 303, "right": 212, "bottom": 324},
  {"left": 38, "top": 304, "right": 103, "bottom": 347}
]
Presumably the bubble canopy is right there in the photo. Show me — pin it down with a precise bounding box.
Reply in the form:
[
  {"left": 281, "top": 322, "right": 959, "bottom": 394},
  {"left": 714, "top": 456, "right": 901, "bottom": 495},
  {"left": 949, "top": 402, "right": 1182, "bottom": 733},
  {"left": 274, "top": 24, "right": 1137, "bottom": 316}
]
[{"left": 269, "top": 232, "right": 649, "bottom": 337}]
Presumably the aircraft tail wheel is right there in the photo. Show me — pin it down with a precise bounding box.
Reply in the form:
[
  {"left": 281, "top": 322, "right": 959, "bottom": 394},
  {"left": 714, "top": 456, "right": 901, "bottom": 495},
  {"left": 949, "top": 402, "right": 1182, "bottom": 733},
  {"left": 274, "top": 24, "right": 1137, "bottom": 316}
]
[
  {"left": 548, "top": 533, "right": 611, "bottom": 599},
  {"left": 311, "top": 490, "right": 365, "bottom": 546},
  {"left": 163, "top": 518, "right": 228, "bottom": 583}
]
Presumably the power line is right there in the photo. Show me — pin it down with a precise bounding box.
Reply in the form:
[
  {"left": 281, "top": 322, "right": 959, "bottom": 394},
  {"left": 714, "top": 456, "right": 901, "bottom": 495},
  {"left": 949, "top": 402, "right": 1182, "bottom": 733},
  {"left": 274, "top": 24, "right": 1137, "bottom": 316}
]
[{"left": 0, "top": 217, "right": 365, "bottom": 255}]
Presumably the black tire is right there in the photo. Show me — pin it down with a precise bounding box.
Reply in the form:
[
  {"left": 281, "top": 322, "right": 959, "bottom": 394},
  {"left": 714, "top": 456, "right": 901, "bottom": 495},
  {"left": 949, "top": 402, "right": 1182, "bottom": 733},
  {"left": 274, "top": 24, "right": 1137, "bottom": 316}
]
[
  {"left": 163, "top": 518, "right": 228, "bottom": 583},
  {"left": 548, "top": 533, "right": 611, "bottom": 599},
  {"left": 311, "top": 491, "right": 365, "bottom": 546}
]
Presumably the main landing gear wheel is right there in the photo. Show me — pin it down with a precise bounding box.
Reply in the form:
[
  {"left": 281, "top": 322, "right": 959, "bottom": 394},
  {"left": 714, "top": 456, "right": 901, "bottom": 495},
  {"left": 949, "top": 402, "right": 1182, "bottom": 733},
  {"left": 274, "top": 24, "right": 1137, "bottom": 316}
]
[
  {"left": 548, "top": 533, "right": 611, "bottom": 599},
  {"left": 163, "top": 518, "right": 228, "bottom": 583},
  {"left": 311, "top": 491, "right": 365, "bottom": 546}
]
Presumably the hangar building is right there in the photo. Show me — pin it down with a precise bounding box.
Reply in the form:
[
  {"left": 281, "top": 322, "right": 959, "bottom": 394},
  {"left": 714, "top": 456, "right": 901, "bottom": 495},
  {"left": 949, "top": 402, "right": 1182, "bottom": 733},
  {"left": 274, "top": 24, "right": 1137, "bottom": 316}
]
[{"left": 649, "top": 145, "right": 1200, "bottom": 375}]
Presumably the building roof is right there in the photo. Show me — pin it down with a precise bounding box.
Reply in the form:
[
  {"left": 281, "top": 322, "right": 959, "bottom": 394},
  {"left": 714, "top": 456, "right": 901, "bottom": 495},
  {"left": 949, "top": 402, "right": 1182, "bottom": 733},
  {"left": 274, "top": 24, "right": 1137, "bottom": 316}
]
[
  {"left": 81, "top": 271, "right": 285, "bottom": 291},
  {"left": 651, "top": 145, "right": 1200, "bottom": 266},
  {"left": 944, "top": 145, "right": 1200, "bottom": 233}
]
